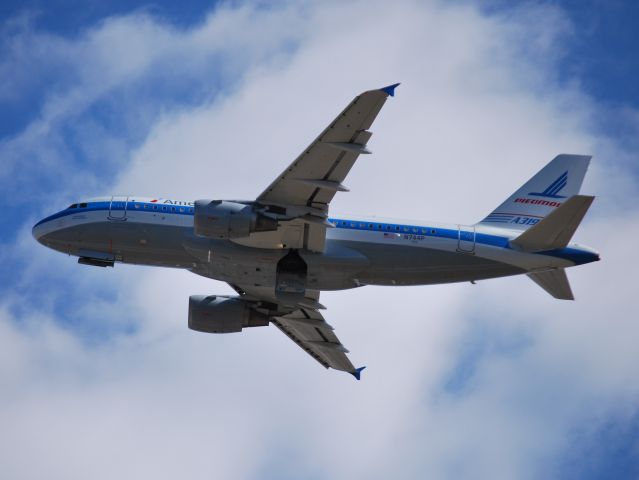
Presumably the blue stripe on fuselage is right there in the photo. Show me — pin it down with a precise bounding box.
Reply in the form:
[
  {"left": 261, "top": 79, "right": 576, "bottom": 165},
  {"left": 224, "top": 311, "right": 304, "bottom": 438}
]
[{"left": 33, "top": 200, "right": 194, "bottom": 228}]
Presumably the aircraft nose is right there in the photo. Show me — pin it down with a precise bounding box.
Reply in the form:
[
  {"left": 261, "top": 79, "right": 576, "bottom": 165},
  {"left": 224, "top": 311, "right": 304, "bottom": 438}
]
[
  {"left": 32, "top": 218, "right": 50, "bottom": 244},
  {"left": 32, "top": 220, "right": 44, "bottom": 243}
]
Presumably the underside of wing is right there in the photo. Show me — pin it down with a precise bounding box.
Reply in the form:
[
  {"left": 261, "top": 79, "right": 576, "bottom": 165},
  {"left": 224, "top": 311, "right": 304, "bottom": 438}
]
[
  {"left": 257, "top": 84, "right": 398, "bottom": 210},
  {"left": 232, "top": 284, "right": 364, "bottom": 379},
  {"left": 272, "top": 308, "right": 358, "bottom": 374},
  {"left": 235, "top": 84, "right": 399, "bottom": 253}
]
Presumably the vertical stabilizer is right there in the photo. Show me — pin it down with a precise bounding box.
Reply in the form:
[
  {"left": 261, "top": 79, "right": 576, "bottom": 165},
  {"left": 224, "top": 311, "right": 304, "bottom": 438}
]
[
  {"left": 479, "top": 154, "right": 591, "bottom": 231},
  {"left": 527, "top": 268, "right": 574, "bottom": 300}
]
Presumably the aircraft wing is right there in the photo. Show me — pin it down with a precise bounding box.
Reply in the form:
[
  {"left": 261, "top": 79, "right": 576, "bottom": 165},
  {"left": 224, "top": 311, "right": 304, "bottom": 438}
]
[
  {"left": 257, "top": 83, "right": 399, "bottom": 208},
  {"left": 273, "top": 308, "right": 360, "bottom": 374},
  {"left": 237, "top": 84, "right": 399, "bottom": 252},
  {"left": 232, "top": 284, "right": 365, "bottom": 379}
]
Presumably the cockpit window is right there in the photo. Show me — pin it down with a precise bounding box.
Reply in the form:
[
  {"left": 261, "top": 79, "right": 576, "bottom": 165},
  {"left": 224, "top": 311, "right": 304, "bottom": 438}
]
[
  {"left": 79, "top": 203, "right": 87, "bottom": 208},
  {"left": 68, "top": 204, "right": 78, "bottom": 209}
]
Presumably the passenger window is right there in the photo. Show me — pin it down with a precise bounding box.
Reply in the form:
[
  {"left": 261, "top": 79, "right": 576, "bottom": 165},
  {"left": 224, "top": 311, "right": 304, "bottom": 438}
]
[
  {"left": 162, "top": 206, "right": 167, "bottom": 212},
  {"left": 153, "top": 205, "right": 158, "bottom": 210},
  {"left": 179, "top": 207, "right": 185, "bottom": 213},
  {"left": 395, "top": 226, "right": 400, "bottom": 231},
  {"left": 171, "top": 207, "right": 176, "bottom": 212}
]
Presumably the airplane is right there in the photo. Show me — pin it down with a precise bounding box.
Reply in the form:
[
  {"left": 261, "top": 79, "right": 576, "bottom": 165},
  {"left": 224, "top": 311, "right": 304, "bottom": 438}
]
[{"left": 32, "top": 83, "right": 599, "bottom": 379}]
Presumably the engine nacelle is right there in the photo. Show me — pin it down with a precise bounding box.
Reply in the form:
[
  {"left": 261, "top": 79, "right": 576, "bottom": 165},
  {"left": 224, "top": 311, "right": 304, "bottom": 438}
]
[
  {"left": 188, "top": 295, "right": 270, "bottom": 334},
  {"left": 193, "top": 200, "right": 278, "bottom": 239}
]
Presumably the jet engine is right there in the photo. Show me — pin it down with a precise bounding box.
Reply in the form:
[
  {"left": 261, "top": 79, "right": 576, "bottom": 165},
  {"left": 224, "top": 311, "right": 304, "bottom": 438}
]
[
  {"left": 193, "top": 200, "right": 278, "bottom": 239},
  {"left": 188, "top": 295, "right": 270, "bottom": 334}
]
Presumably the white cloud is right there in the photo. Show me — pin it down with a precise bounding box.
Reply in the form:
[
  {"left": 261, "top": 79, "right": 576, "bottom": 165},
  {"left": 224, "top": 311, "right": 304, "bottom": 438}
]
[{"left": 2, "top": 1, "right": 638, "bottom": 479}]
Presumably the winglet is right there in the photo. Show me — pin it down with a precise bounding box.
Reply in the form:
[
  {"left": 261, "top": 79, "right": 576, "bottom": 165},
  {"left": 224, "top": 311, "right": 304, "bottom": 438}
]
[
  {"left": 380, "top": 83, "right": 400, "bottom": 97},
  {"left": 350, "top": 366, "right": 366, "bottom": 380}
]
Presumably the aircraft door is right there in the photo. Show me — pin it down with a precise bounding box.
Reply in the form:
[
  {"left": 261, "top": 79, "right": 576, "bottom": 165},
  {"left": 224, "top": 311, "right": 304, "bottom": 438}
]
[
  {"left": 457, "top": 225, "right": 475, "bottom": 253},
  {"left": 108, "top": 196, "right": 128, "bottom": 220}
]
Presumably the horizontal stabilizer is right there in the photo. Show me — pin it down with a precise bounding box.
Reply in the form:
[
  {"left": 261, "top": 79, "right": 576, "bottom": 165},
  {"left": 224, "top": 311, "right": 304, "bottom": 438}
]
[
  {"left": 510, "top": 195, "right": 594, "bottom": 252},
  {"left": 527, "top": 268, "right": 574, "bottom": 300}
]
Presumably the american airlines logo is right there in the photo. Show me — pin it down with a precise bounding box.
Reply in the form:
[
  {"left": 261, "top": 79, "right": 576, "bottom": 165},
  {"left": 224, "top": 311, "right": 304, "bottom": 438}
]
[
  {"left": 528, "top": 171, "right": 568, "bottom": 198},
  {"left": 150, "top": 198, "right": 194, "bottom": 206}
]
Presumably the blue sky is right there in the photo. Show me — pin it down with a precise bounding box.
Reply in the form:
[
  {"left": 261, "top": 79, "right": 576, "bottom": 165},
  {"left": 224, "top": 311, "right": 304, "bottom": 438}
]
[
  {"left": 1, "top": 1, "right": 638, "bottom": 479},
  {"left": 3, "top": 0, "right": 639, "bottom": 137}
]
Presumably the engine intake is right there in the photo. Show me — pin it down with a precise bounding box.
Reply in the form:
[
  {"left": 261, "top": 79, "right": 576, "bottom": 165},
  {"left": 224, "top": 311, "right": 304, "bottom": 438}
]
[
  {"left": 193, "top": 200, "right": 278, "bottom": 239},
  {"left": 188, "top": 295, "right": 270, "bottom": 334}
]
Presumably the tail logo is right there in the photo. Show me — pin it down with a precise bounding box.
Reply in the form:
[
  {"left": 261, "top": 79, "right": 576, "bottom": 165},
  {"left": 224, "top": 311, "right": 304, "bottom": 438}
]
[{"left": 529, "top": 171, "right": 568, "bottom": 198}]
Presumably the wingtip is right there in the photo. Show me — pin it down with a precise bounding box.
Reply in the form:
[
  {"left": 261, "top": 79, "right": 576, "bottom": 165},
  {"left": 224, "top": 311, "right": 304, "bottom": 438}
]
[
  {"left": 350, "top": 366, "right": 366, "bottom": 380},
  {"left": 380, "top": 83, "right": 400, "bottom": 97}
]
